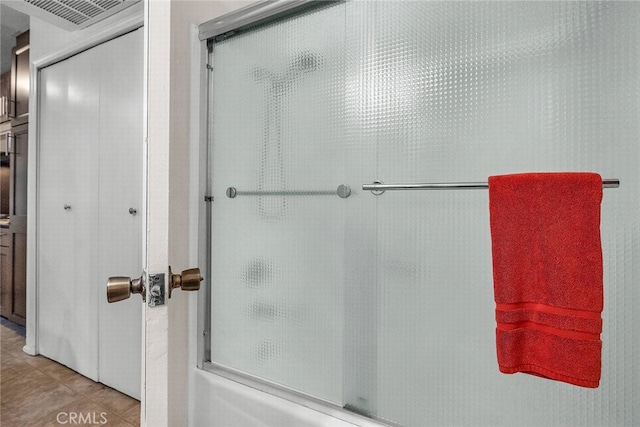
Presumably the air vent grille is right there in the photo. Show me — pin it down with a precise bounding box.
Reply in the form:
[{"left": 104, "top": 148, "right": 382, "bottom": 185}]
[
  {"left": 59, "top": 0, "right": 104, "bottom": 18},
  {"left": 21, "top": 0, "right": 138, "bottom": 28}
]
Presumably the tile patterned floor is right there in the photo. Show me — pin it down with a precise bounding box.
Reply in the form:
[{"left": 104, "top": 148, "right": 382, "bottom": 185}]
[{"left": 0, "top": 318, "right": 140, "bottom": 426}]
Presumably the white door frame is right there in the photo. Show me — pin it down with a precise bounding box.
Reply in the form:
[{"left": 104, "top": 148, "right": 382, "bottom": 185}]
[
  {"left": 143, "top": 1, "right": 254, "bottom": 424},
  {"left": 143, "top": 0, "right": 171, "bottom": 424}
]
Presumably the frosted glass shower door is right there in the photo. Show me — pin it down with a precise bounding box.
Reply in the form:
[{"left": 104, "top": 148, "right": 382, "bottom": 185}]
[
  {"left": 207, "top": 2, "right": 640, "bottom": 426},
  {"left": 360, "top": 2, "right": 640, "bottom": 426},
  {"left": 208, "top": 3, "right": 370, "bottom": 405}
]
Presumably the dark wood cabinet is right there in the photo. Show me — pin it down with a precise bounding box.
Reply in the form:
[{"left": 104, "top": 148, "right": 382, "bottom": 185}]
[
  {"left": 0, "top": 233, "right": 12, "bottom": 314},
  {"left": 0, "top": 124, "right": 27, "bottom": 326},
  {"left": 0, "top": 72, "right": 10, "bottom": 123},
  {"left": 0, "top": 30, "right": 29, "bottom": 326},
  {"left": 11, "top": 31, "right": 29, "bottom": 126},
  {"left": 0, "top": 228, "right": 26, "bottom": 326}
]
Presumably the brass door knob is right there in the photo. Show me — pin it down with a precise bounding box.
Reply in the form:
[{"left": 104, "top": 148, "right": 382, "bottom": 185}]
[
  {"left": 107, "top": 275, "right": 146, "bottom": 303},
  {"left": 169, "top": 266, "right": 203, "bottom": 298}
]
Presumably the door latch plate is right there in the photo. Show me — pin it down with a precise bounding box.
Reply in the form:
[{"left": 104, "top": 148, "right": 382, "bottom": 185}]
[{"left": 147, "top": 273, "right": 165, "bottom": 307}]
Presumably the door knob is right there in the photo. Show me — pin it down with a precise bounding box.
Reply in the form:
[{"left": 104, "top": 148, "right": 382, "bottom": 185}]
[
  {"left": 107, "top": 274, "right": 146, "bottom": 303},
  {"left": 169, "top": 266, "right": 202, "bottom": 298}
]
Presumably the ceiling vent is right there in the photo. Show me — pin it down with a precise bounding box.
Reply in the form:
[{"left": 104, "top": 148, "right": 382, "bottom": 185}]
[{"left": 6, "top": 0, "right": 140, "bottom": 31}]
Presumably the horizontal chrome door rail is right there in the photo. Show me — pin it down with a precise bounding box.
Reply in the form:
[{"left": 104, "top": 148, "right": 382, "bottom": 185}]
[
  {"left": 226, "top": 184, "right": 351, "bottom": 199},
  {"left": 363, "top": 179, "right": 620, "bottom": 195}
]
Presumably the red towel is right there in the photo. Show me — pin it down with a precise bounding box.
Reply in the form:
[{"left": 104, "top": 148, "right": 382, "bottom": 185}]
[{"left": 488, "top": 172, "right": 604, "bottom": 388}]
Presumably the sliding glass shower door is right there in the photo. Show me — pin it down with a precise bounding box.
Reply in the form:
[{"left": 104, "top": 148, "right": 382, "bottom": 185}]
[
  {"left": 208, "top": 2, "right": 639, "bottom": 426},
  {"left": 208, "top": 3, "right": 359, "bottom": 405}
]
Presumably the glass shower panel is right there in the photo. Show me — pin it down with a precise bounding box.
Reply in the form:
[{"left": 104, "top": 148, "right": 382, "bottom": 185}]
[
  {"left": 364, "top": 2, "right": 640, "bottom": 426},
  {"left": 209, "top": 4, "right": 352, "bottom": 404},
  {"left": 209, "top": 1, "right": 640, "bottom": 425}
]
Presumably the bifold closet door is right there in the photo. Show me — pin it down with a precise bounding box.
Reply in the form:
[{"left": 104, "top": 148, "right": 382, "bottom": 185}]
[
  {"left": 38, "top": 47, "right": 100, "bottom": 380},
  {"left": 38, "top": 30, "right": 143, "bottom": 398},
  {"left": 96, "top": 29, "right": 143, "bottom": 400},
  {"left": 97, "top": 30, "right": 144, "bottom": 399}
]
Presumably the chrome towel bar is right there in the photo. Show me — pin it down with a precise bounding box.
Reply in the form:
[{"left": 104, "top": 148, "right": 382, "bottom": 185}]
[
  {"left": 363, "top": 179, "right": 620, "bottom": 195},
  {"left": 227, "top": 184, "right": 352, "bottom": 199}
]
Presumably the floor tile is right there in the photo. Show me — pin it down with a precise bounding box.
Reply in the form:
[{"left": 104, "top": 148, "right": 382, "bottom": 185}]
[
  {"left": 0, "top": 367, "right": 58, "bottom": 404},
  {"left": 90, "top": 386, "right": 140, "bottom": 415},
  {"left": 2, "top": 336, "right": 26, "bottom": 354},
  {"left": 39, "top": 361, "right": 82, "bottom": 381},
  {"left": 4, "top": 348, "right": 55, "bottom": 370},
  {"left": 22, "top": 353, "right": 61, "bottom": 370},
  {"left": 64, "top": 373, "right": 110, "bottom": 397},
  {"left": 0, "top": 319, "right": 140, "bottom": 426},
  {"left": 121, "top": 402, "right": 142, "bottom": 426},
  {"left": 0, "top": 352, "right": 23, "bottom": 372},
  {"left": 0, "top": 359, "right": 35, "bottom": 383},
  {"left": 1, "top": 382, "right": 83, "bottom": 425}
]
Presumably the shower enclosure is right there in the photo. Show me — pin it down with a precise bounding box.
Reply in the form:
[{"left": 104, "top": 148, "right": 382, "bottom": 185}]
[{"left": 201, "top": 2, "right": 639, "bottom": 425}]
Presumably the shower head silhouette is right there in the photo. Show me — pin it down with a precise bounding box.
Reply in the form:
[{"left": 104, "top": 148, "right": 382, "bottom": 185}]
[
  {"left": 289, "top": 51, "right": 318, "bottom": 74},
  {"left": 252, "top": 51, "right": 320, "bottom": 85}
]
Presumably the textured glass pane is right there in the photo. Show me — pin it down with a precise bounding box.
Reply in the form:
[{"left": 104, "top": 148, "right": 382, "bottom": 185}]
[
  {"left": 209, "top": 4, "right": 349, "bottom": 403},
  {"left": 348, "top": 2, "right": 640, "bottom": 426},
  {"left": 210, "top": 1, "right": 640, "bottom": 426}
]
